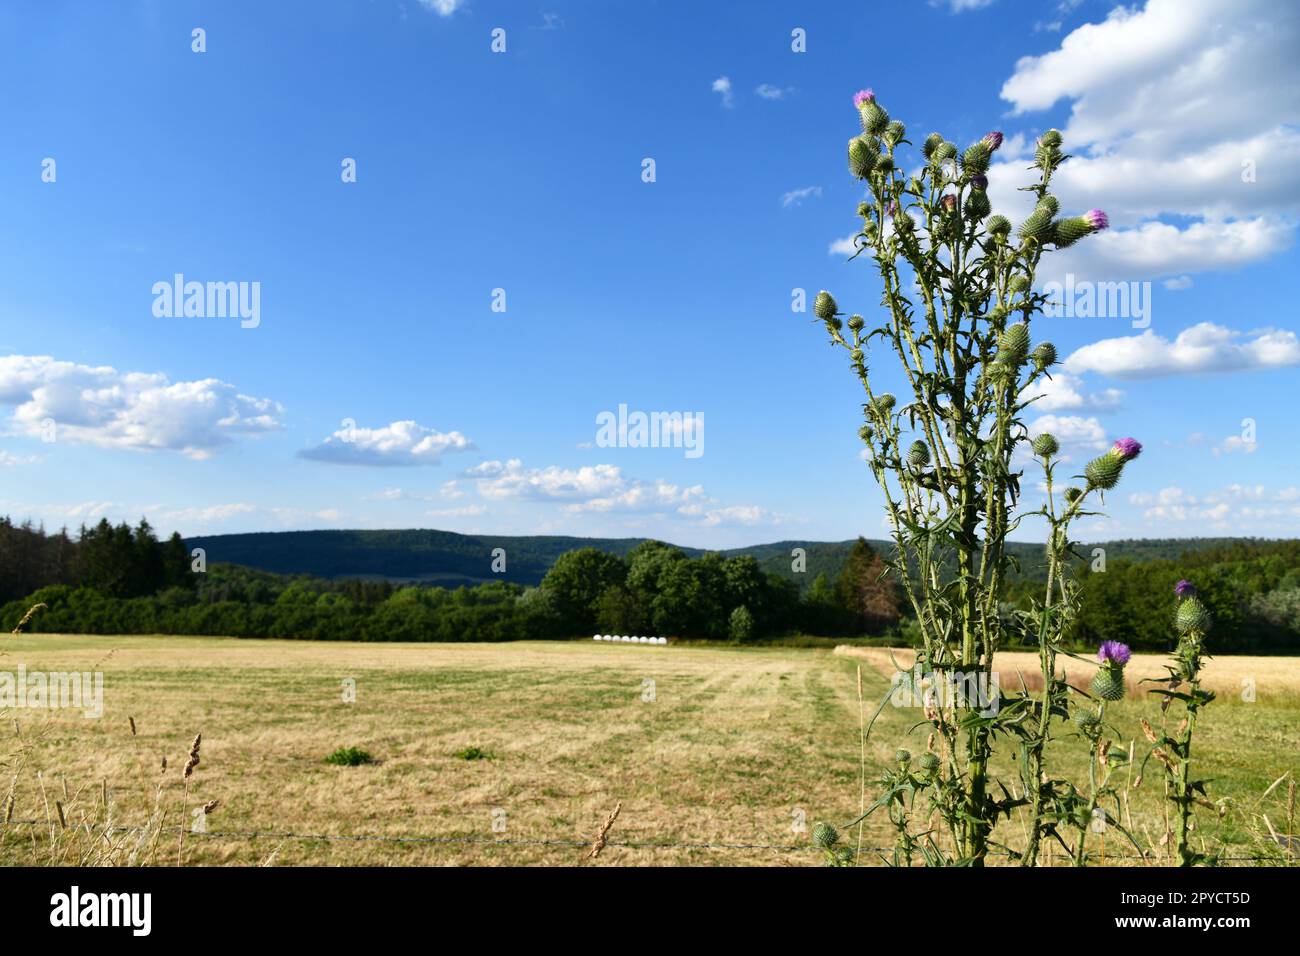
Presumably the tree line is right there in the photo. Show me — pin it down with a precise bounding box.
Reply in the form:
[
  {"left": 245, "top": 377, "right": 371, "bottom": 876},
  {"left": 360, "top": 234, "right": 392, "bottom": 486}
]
[
  {"left": 0, "top": 517, "right": 902, "bottom": 641},
  {"left": 2, "top": 516, "right": 1297, "bottom": 650}
]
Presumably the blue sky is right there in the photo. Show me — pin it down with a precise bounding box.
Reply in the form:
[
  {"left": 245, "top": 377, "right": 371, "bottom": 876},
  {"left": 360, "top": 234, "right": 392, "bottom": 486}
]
[{"left": 1, "top": 0, "right": 1297, "bottom": 548}]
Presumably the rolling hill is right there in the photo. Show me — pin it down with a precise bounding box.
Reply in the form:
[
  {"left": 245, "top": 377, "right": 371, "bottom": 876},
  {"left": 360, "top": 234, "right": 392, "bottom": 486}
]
[{"left": 183, "top": 529, "right": 1270, "bottom": 590}]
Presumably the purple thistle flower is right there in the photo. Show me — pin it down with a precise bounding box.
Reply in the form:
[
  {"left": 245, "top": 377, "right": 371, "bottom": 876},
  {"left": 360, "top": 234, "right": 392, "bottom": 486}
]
[
  {"left": 853, "top": 89, "right": 875, "bottom": 108},
  {"left": 983, "top": 131, "right": 1004, "bottom": 151},
  {"left": 971, "top": 174, "right": 988, "bottom": 190},
  {"left": 1084, "top": 208, "right": 1109, "bottom": 231},
  {"left": 1175, "top": 579, "right": 1197, "bottom": 599},
  {"left": 1098, "top": 641, "right": 1132, "bottom": 666},
  {"left": 886, "top": 199, "right": 899, "bottom": 216},
  {"left": 1111, "top": 437, "right": 1142, "bottom": 461}
]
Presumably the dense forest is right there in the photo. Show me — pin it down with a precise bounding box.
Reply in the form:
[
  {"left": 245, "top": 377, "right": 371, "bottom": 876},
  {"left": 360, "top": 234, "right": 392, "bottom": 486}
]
[
  {"left": 181, "top": 527, "right": 1258, "bottom": 588},
  {"left": 1, "top": 516, "right": 1297, "bottom": 650}
]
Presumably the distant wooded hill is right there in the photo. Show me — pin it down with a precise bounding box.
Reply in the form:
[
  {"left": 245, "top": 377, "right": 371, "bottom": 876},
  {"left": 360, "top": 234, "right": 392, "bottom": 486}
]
[{"left": 183, "top": 529, "right": 1270, "bottom": 590}]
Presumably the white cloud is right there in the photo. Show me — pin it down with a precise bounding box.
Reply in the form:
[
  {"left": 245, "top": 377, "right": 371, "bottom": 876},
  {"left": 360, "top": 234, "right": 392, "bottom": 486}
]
[
  {"left": 426, "top": 504, "right": 488, "bottom": 519},
  {"left": 0, "top": 354, "right": 283, "bottom": 459},
  {"left": 299, "top": 420, "right": 474, "bottom": 466},
  {"left": 1027, "top": 414, "right": 1108, "bottom": 452},
  {"left": 1164, "top": 275, "right": 1193, "bottom": 291},
  {"left": 755, "top": 83, "right": 794, "bottom": 100},
  {"left": 1023, "top": 371, "right": 1123, "bottom": 412},
  {"left": 781, "top": 186, "right": 822, "bottom": 207},
  {"left": 1046, "top": 217, "right": 1294, "bottom": 283},
  {"left": 1129, "top": 483, "right": 1299, "bottom": 527},
  {"left": 417, "top": 0, "right": 465, "bottom": 16},
  {"left": 1212, "top": 435, "right": 1258, "bottom": 457},
  {"left": 1064, "top": 322, "right": 1300, "bottom": 378},
  {"left": 829, "top": 233, "right": 863, "bottom": 256},
  {"left": 461, "top": 458, "right": 776, "bottom": 526},
  {"left": 711, "top": 76, "right": 734, "bottom": 109},
  {"left": 993, "top": 0, "right": 1300, "bottom": 279},
  {"left": 936, "top": 0, "right": 995, "bottom": 11},
  {"left": 0, "top": 450, "right": 40, "bottom": 467}
]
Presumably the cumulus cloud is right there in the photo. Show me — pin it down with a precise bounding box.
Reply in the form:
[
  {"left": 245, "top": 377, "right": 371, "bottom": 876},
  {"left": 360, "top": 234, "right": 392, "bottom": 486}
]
[
  {"left": 829, "top": 233, "right": 863, "bottom": 256},
  {"left": 1128, "top": 483, "right": 1299, "bottom": 527},
  {"left": 461, "top": 458, "right": 775, "bottom": 525},
  {"left": 711, "top": 76, "right": 734, "bottom": 109},
  {"left": 992, "top": 0, "right": 1300, "bottom": 279},
  {"left": 1027, "top": 414, "right": 1108, "bottom": 452},
  {"left": 0, "top": 354, "right": 283, "bottom": 459},
  {"left": 417, "top": 0, "right": 465, "bottom": 16},
  {"left": 299, "top": 420, "right": 474, "bottom": 466},
  {"left": 1064, "top": 322, "right": 1300, "bottom": 378},
  {"left": 755, "top": 83, "right": 794, "bottom": 100},
  {"left": 1024, "top": 371, "right": 1123, "bottom": 412}
]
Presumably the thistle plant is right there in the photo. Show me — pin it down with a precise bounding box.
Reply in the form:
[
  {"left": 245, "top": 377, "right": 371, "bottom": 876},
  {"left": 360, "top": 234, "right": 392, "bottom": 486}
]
[
  {"left": 1064, "top": 641, "right": 1139, "bottom": 865},
  {"left": 1140, "top": 580, "right": 1218, "bottom": 865},
  {"left": 815, "top": 90, "right": 1131, "bottom": 865}
]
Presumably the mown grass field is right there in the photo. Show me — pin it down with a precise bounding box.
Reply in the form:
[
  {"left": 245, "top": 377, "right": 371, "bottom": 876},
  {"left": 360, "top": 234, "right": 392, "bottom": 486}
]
[{"left": 1, "top": 634, "right": 1296, "bottom": 866}]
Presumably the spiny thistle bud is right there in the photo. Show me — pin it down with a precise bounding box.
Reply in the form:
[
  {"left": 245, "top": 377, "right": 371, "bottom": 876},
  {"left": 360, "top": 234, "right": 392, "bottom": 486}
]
[
  {"left": 996, "top": 323, "right": 1030, "bottom": 365},
  {"left": 1032, "top": 341, "right": 1058, "bottom": 370},
  {"left": 1008, "top": 274, "right": 1030, "bottom": 293},
  {"left": 1064, "top": 487, "right": 1083, "bottom": 504},
  {"left": 856, "top": 201, "right": 872, "bottom": 219},
  {"left": 848, "top": 136, "right": 877, "bottom": 179},
  {"left": 918, "top": 752, "right": 940, "bottom": 775},
  {"left": 1175, "top": 596, "right": 1213, "bottom": 635},
  {"left": 872, "top": 393, "right": 896, "bottom": 416},
  {"left": 922, "top": 132, "right": 943, "bottom": 159},
  {"left": 1092, "top": 666, "right": 1127, "bottom": 701},
  {"left": 895, "top": 748, "right": 912, "bottom": 765},
  {"left": 850, "top": 348, "right": 864, "bottom": 364},
  {"left": 983, "top": 131, "right": 1004, "bottom": 152},
  {"left": 893, "top": 209, "right": 914, "bottom": 232},
  {"left": 1032, "top": 433, "right": 1059, "bottom": 458},
  {"left": 847, "top": 313, "right": 865, "bottom": 332},
  {"left": 964, "top": 190, "right": 991, "bottom": 220},
  {"left": 907, "top": 440, "right": 931, "bottom": 467},
  {"left": 884, "top": 119, "right": 906, "bottom": 147},
  {"left": 987, "top": 214, "right": 1011, "bottom": 238},
  {"left": 1110, "top": 437, "right": 1142, "bottom": 462},
  {"left": 1074, "top": 708, "right": 1102, "bottom": 737},
  {"left": 813, "top": 290, "right": 838, "bottom": 320},
  {"left": 873, "top": 155, "right": 895, "bottom": 177},
  {"left": 1053, "top": 209, "right": 1110, "bottom": 248},
  {"left": 812, "top": 821, "right": 839, "bottom": 849},
  {"left": 1018, "top": 204, "right": 1055, "bottom": 244},
  {"left": 1084, "top": 453, "right": 1124, "bottom": 491},
  {"left": 1040, "top": 129, "right": 1063, "bottom": 148},
  {"left": 858, "top": 424, "right": 874, "bottom": 443},
  {"left": 859, "top": 99, "right": 890, "bottom": 136},
  {"left": 961, "top": 141, "right": 992, "bottom": 176},
  {"left": 932, "top": 140, "right": 957, "bottom": 164}
]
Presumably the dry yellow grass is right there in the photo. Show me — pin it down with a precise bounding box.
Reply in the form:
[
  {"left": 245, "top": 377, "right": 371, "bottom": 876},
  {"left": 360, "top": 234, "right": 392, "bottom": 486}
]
[
  {"left": 835, "top": 646, "right": 1300, "bottom": 700},
  {"left": 1, "top": 635, "right": 1295, "bottom": 866},
  {"left": 0, "top": 635, "right": 891, "bottom": 866}
]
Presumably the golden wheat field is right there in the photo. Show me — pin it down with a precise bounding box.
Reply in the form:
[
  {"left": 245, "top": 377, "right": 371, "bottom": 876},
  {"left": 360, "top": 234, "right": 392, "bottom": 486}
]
[{"left": 1, "top": 634, "right": 1297, "bottom": 866}]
